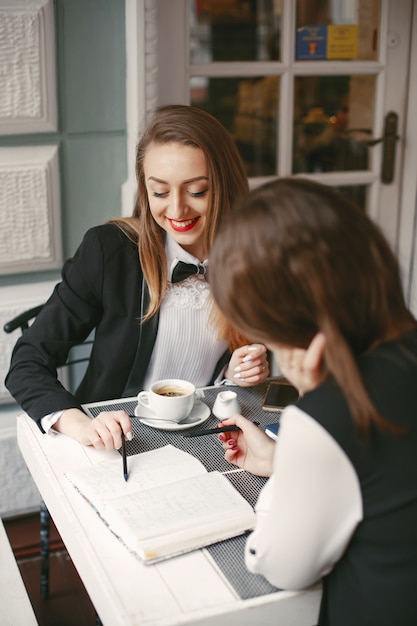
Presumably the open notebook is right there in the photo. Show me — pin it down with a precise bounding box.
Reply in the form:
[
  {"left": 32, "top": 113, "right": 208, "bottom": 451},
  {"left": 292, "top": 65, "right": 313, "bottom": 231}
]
[{"left": 64, "top": 445, "right": 256, "bottom": 565}]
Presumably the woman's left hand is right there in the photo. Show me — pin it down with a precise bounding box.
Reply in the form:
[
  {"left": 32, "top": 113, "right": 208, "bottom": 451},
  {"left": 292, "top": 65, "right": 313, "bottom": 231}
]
[
  {"left": 226, "top": 344, "right": 269, "bottom": 387},
  {"left": 273, "top": 333, "right": 327, "bottom": 396}
]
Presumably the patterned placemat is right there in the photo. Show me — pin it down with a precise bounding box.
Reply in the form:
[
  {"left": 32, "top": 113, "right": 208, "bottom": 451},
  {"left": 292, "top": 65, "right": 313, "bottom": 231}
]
[{"left": 84, "top": 383, "right": 281, "bottom": 599}]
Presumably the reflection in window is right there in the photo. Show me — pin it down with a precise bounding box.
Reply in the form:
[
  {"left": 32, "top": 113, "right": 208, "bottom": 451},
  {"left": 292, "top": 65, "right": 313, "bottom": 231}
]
[
  {"left": 189, "top": 0, "right": 281, "bottom": 63},
  {"left": 293, "top": 75, "right": 375, "bottom": 175},
  {"left": 296, "top": 0, "right": 380, "bottom": 61},
  {"left": 190, "top": 75, "right": 279, "bottom": 177}
]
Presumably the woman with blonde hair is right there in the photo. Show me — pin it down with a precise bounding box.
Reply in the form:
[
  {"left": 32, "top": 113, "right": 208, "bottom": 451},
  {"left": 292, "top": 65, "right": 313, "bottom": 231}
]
[
  {"left": 209, "top": 177, "right": 417, "bottom": 626},
  {"left": 6, "top": 105, "right": 269, "bottom": 448}
]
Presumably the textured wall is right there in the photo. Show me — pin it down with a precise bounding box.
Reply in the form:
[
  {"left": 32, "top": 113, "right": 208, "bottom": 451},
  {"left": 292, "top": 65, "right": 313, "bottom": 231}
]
[
  {"left": 0, "top": 281, "right": 58, "bottom": 402},
  {"left": 0, "top": 145, "right": 61, "bottom": 274},
  {"left": 0, "top": 9, "right": 42, "bottom": 118},
  {"left": 0, "top": 281, "right": 58, "bottom": 517},
  {"left": 0, "top": 0, "right": 127, "bottom": 517},
  {"left": 0, "top": 0, "right": 57, "bottom": 134},
  {"left": 0, "top": 421, "right": 41, "bottom": 517}
]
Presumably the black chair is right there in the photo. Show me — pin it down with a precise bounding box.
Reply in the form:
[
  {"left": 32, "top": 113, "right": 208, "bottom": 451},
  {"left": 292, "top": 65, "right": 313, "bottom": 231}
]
[{"left": 3, "top": 304, "right": 93, "bottom": 601}]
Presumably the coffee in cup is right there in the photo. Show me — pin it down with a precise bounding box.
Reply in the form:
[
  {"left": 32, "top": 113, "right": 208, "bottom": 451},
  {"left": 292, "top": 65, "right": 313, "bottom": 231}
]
[
  {"left": 154, "top": 384, "right": 188, "bottom": 397},
  {"left": 137, "top": 379, "right": 196, "bottom": 422}
]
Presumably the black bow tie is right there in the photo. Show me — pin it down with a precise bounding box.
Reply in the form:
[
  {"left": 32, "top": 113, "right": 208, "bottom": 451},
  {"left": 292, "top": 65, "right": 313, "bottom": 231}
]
[{"left": 171, "top": 261, "right": 207, "bottom": 283}]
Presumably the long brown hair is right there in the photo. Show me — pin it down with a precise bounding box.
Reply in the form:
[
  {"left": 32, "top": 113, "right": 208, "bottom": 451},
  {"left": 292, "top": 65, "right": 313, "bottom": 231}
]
[
  {"left": 209, "top": 177, "right": 416, "bottom": 435},
  {"left": 111, "top": 105, "right": 249, "bottom": 333}
]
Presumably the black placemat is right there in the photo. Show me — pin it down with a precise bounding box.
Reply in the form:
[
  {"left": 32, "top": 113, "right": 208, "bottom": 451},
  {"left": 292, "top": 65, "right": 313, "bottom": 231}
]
[{"left": 85, "top": 383, "right": 281, "bottom": 599}]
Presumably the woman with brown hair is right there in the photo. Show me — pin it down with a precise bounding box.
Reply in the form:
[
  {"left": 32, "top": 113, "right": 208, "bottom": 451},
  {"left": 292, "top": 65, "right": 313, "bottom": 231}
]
[
  {"left": 6, "top": 105, "right": 269, "bottom": 448},
  {"left": 209, "top": 177, "right": 417, "bottom": 626}
]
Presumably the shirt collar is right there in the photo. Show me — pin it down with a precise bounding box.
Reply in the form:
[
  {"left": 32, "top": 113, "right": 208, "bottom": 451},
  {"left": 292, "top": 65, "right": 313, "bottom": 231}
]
[{"left": 166, "top": 234, "right": 208, "bottom": 281}]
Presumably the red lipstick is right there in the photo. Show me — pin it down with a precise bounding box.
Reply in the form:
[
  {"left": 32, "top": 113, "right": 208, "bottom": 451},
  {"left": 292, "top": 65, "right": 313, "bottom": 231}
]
[{"left": 168, "top": 217, "right": 200, "bottom": 232}]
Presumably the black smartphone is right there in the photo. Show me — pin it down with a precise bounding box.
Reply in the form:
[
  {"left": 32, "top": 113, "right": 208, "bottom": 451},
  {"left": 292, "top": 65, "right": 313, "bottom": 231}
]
[{"left": 262, "top": 380, "right": 299, "bottom": 412}]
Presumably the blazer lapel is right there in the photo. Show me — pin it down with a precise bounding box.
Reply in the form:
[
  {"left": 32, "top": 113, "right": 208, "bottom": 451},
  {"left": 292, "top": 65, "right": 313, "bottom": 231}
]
[{"left": 122, "top": 277, "right": 159, "bottom": 396}]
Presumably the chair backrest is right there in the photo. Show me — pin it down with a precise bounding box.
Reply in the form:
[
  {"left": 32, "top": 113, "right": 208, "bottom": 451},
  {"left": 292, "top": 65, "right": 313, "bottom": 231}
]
[{"left": 3, "top": 305, "right": 44, "bottom": 334}]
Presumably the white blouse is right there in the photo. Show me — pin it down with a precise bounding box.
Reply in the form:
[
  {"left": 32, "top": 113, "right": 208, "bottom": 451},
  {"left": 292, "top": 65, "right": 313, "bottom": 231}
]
[
  {"left": 142, "top": 235, "right": 227, "bottom": 389},
  {"left": 245, "top": 405, "right": 363, "bottom": 590}
]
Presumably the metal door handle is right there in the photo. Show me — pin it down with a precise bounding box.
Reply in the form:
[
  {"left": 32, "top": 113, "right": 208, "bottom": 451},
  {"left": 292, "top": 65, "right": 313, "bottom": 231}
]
[{"left": 365, "top": 112, "right": 399, "bottom": 184}]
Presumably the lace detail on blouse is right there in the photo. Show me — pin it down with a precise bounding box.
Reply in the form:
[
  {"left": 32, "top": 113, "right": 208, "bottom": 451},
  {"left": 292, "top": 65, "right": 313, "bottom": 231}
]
[
  {"left": 164, "top": 275, "right": 210, "bottom": 309},
  {"left": 142, "top": 275, "right": 226, "bottom": 389}
]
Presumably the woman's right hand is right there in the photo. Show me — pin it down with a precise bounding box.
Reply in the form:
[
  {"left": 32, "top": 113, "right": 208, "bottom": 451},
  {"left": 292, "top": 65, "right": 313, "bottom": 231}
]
[
  {"left": 54, "top": 408, "right": 133, "bottom": 449},
  {"left": 226, "top": 344, "right": 269, "bottom": 387},
  {"left": 217, "top": 415, "right": 275, "bottom": 477}
]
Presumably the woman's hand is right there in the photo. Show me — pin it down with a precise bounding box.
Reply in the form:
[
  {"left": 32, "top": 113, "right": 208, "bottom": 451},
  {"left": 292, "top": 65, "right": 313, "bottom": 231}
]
[
  {"left": 54, "top": 408, "right": 133, "bottom": 449},
  {"left": 217, "top": 415, "right": 275, "bottom": 477},
  {"left": 273, "top": 333, "right": 327, "bottom": 397},
  {"left": 226, "top": 344, "right": 269, "bottom": 387}
]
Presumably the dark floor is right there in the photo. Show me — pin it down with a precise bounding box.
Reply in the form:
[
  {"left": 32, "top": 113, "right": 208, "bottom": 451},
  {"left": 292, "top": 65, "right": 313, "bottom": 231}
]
[{"left": 4, "top": 513, "right": 97, "bottom": 626}]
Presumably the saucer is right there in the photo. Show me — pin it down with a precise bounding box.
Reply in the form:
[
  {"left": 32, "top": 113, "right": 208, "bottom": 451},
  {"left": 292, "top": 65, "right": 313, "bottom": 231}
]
[{"left": 134, "top": 400, "right": 211, "bottom": 431}]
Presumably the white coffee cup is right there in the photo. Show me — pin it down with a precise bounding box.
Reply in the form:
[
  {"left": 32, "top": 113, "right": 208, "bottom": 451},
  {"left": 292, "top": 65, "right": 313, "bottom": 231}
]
[
  {"left": 212, "top": 390, "right": 241, "bottom": 419},
  {"left": 137, "top": 379, "right": 196, "bottom": 422}
]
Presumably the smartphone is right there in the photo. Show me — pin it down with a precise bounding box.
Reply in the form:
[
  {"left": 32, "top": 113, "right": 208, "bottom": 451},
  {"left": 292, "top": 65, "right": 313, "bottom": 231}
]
[
  {"left": 262, "top": 380, "right": 299, "bottom": 412},
  {"left": 264, "top": 422, "right": 280, "bottom": 441}
]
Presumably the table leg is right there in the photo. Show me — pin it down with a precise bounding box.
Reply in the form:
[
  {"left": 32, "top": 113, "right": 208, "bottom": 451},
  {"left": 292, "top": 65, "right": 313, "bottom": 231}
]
[{"left": 40, "top": 499, "right": 50, "bottom": 600}]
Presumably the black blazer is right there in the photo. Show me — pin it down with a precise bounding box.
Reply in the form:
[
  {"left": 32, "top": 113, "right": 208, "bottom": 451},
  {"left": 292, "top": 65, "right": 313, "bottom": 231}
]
[{"left": 5, "top": 224, "right": 230, "bottom": 424}]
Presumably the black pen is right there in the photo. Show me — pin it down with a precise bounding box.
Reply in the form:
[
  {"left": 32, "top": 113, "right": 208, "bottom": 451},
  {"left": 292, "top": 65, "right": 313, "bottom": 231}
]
[
  {"left": 121, "top": 436, "right": 128, "bottom": 481},
  {"left": 183, "top": 422, "right": 259, "bottom": 438}
]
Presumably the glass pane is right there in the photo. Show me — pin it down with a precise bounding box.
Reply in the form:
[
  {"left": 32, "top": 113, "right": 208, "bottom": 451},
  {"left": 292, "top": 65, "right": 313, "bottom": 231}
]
[
  {"left": 334, "top": 185, "right": 367, "bottom": 210},
  {"left": 295, "top": 0, "right": 380, "bottom": 61},
  {"left": 293, "top": 75, "right": 376, "bottom": 174},
  {"left": 190, "top": 75, "right": 279, "bottom": 177},
  {"left": 189, "top": 0, "right": 282, "bottom": 63}
]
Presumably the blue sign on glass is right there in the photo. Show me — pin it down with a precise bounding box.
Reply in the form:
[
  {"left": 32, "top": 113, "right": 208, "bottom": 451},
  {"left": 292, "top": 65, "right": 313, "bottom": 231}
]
[{"left": 296, "top": 25, "right": 327, "bottom": 60}]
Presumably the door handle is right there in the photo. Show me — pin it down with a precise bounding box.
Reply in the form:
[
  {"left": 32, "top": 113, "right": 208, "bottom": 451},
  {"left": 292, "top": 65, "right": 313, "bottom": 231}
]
[{"left": 365, "top": 112, "right": 399, "bottom": 184}]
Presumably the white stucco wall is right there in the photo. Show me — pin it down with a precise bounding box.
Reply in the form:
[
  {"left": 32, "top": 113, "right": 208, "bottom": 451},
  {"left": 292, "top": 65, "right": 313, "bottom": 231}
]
[
  {"left": 0, "top": 407, "right": 41, "bottom": 517},
  {"left": 0, "top": 281, "right": 58, "bottom": 516}
]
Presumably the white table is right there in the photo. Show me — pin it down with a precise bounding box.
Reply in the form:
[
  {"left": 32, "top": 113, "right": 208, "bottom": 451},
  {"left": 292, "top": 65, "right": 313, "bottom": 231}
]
[{"left": 17, "top": 410, "right": 321, "bottom": 626}]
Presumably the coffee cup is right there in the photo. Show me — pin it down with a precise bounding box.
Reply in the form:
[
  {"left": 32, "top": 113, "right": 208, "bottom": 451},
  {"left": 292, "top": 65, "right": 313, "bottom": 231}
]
[{"left": 137, "top": 379, "right": 196, "bottom": 422}]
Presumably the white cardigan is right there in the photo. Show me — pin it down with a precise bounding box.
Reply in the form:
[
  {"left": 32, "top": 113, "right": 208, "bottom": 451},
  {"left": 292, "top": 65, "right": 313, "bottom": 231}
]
[{"left": 245, "top": 405, "right": 363, "bottom": 590}]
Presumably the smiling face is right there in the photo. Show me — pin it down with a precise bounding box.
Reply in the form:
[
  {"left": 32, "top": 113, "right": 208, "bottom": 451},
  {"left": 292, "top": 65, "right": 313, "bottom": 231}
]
[{"left": 144, "top": 142, "right": 210, "bottom": 261}]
